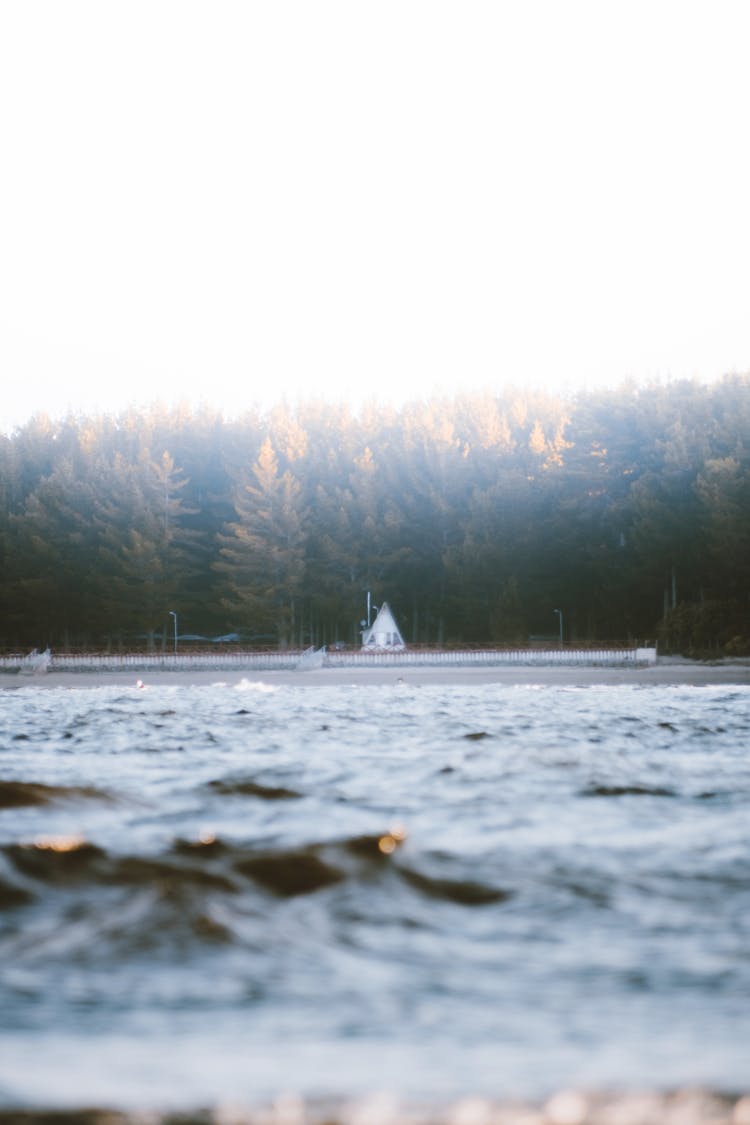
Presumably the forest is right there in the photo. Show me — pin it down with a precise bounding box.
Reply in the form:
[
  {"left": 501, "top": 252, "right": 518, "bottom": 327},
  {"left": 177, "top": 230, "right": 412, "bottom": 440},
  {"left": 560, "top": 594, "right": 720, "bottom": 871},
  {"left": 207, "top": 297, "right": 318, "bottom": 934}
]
[{"left": 1, "top": 376, "right": 749, "bottom": 656}]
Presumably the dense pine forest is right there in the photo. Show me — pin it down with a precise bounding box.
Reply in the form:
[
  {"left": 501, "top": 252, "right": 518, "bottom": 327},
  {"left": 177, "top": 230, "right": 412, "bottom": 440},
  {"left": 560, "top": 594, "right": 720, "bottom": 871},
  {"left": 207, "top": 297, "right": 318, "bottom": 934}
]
[{"left": 1, "top": 377, "right": 749, "bottom": 656}]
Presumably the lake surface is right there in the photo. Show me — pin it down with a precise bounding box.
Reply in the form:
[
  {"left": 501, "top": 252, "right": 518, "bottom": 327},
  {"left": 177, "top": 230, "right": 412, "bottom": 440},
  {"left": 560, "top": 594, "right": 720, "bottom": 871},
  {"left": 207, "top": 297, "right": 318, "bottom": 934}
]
[{"left": 1, "top": 679, "right": 749, "bottom": 1110}]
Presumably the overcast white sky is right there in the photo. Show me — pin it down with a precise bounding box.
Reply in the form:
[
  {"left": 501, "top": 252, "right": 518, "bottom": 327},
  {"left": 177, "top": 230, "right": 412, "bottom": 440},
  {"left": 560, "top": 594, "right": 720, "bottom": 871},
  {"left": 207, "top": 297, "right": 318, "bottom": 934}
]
[{"left": 2, "top": 1, "right": 750, "bottom": 431}]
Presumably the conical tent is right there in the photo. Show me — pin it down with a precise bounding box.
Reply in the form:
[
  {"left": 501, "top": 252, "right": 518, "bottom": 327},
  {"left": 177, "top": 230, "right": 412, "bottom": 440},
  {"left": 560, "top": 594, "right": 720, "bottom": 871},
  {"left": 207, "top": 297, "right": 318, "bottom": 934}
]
[{"left": 361, "top": 602, "right": 406, "bottom": 650}]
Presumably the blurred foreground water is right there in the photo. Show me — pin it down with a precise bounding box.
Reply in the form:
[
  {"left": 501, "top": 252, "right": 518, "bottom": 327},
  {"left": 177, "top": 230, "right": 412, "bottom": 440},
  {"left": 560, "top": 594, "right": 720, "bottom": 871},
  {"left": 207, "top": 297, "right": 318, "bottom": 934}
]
[{"left": 1, "top": 680, "right": 749, "bottom": 1113}]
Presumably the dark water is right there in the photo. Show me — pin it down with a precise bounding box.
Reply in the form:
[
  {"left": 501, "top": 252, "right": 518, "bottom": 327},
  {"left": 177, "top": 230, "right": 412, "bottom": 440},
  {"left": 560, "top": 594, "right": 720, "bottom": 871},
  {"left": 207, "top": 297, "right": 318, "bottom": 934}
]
[{"left": 1, "top": 680, "right": 749, "bottom": 1109}]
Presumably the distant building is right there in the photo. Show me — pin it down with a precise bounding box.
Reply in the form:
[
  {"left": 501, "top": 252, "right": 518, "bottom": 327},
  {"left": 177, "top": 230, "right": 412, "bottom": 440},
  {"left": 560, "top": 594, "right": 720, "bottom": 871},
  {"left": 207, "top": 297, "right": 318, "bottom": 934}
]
[{"left": 361, "top": 602, "right": 406, "bottom": 650}]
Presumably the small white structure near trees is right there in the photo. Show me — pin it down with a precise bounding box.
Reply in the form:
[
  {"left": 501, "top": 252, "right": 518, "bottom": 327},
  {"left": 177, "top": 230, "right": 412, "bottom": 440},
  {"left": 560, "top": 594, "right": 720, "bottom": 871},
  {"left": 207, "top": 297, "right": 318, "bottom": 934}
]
[{"left": 361, "top": 602, "right": 406, "bottom": 650}]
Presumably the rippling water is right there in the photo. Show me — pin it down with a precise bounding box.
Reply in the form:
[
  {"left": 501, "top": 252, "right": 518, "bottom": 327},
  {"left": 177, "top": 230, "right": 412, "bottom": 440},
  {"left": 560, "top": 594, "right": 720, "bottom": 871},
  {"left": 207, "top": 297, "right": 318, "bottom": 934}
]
[{"left": 1, "top": 680, "right": 749, "bottom": 1109}]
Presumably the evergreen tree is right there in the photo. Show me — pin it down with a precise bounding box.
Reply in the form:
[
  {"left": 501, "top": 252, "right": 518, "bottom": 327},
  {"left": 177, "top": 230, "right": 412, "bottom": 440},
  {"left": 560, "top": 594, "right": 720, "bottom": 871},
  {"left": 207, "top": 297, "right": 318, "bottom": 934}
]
[
  {"left": 2, "top": 376, "right": 749, "bottom": 653},
  {"left": 217, "top": 438, "right": 308, "bottom": 647},
  {"left": 95, "top": 451, "right": 198, "bottom": 647}
]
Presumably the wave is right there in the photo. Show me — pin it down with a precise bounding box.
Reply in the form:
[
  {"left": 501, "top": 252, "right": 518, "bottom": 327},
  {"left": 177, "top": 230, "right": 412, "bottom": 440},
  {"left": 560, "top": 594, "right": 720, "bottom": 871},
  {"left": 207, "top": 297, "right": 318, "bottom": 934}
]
[
  {"left": 580, "top": 784, "right": 677, "bottom": 797},
  {"left": 0, "top": 873, "right": 33, "bottom": 909},
  {"left": 206, "top": 778, "right": 302, "bottom": 800},
  {"left": 0, "top": 780, "right": 114, "bottom": 808},
  {"left": 0, "top": 827, "right": 511, "bottom": 928},
  {"left": 398, "top": 866, "right": 510, "bottom": 905},
  {"left": 236, "top": 849, "right": 345, "bottom": 895}
]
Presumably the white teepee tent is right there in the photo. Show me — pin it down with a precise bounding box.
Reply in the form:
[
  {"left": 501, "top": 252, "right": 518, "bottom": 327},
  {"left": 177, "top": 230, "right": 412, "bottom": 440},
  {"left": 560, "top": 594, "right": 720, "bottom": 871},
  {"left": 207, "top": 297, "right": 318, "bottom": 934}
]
[{"left": 361, "top": 602, "right": 406, "bottom": 650}]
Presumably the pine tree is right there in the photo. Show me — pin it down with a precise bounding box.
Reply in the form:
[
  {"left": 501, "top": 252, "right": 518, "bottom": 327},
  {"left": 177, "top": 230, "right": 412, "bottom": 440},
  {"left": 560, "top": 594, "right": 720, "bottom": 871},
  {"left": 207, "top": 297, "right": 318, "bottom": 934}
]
[
  {"left": 95, "top": 451, "right": 199, "bottom": 647},
  {"left": 216, "top": 438, "right": 308, "bottom": 647}
]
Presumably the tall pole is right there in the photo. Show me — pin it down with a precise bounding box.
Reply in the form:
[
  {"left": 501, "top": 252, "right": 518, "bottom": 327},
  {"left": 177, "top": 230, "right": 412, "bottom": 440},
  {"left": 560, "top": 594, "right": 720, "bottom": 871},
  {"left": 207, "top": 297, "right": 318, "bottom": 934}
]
[
  {"left": 169, "top": 611, "right": 178, "bottom": 656},
  {"left": 553, "top": 609, "right": 563, "bottom": 648}
]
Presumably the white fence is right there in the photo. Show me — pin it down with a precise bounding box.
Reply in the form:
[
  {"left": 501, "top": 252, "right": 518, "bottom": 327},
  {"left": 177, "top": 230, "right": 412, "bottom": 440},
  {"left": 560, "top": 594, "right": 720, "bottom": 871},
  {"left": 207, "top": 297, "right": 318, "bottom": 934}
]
[
  {"left": 0, "top": 646, "right": 657, "bottom": 674},
  {"left": 326, "top": 647, "right": 657, "bottom": 668},
  {"left": 0, "top": 652, "right": 300, "bottom": 674}
]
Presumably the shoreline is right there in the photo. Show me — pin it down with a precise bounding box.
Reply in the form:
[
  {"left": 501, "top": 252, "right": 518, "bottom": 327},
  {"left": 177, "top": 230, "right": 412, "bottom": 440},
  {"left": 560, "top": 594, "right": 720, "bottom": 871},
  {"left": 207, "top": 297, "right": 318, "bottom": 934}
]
[
  {"left": 2, "top": 658, "right": 750, "bottom": 689},
  {"left": 1, "top": 1088, "right": 749, "bottom": 1125}
]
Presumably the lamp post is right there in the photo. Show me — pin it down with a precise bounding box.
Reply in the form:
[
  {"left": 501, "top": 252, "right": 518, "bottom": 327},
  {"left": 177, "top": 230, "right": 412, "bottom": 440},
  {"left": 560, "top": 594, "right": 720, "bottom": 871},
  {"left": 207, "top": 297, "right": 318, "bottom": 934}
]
[
  {"left": 553, "top": 609, "right": 563, "bottom": 648},
  {"left": 168, "top": 611, "right": 178, "bottom": 656}
]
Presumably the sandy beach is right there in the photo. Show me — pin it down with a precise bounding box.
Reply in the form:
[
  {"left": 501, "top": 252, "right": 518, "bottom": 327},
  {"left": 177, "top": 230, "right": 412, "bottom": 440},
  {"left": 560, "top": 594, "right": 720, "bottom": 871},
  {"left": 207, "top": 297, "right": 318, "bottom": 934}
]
[{"left": 3, "top": 658, "right": 750, "bottom": 691}]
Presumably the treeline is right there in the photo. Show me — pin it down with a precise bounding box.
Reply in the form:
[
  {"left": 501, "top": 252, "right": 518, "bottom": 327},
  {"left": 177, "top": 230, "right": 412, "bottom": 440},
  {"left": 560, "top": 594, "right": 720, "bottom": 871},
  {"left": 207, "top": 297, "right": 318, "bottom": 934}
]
[{"left": 1, "top": 377, "right": 749, "bottom": 655}]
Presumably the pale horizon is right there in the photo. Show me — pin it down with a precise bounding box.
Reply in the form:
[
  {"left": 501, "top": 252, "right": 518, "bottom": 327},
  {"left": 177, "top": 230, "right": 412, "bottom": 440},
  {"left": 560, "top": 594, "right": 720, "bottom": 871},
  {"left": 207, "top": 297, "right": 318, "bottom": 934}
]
[{"left": 3, "top": 1, "right": 750, "bottom": 432}]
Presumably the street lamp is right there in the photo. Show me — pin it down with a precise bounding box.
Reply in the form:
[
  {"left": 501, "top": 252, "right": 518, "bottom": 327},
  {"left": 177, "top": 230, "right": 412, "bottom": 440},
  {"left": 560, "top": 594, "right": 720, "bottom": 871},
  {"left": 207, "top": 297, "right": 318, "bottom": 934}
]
[
  {"left": 168, "top": 611, "right": 178, "bottom": 656},
  {"left": 553, "top": 609, "right": 563, "bottom": 648}
]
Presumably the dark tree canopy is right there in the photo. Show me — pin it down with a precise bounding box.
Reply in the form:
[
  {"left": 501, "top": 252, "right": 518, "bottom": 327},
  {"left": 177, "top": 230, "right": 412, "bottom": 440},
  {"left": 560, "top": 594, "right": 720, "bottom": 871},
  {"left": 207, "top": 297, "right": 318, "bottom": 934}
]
[{"left": 1, "top": 377, "right": 749, "bottom": 656}]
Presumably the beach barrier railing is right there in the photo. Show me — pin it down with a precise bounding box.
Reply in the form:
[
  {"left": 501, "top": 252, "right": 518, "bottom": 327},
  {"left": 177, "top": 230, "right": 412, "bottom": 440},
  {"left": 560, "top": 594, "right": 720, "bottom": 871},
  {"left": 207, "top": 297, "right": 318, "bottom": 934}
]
[
  {"left": 0, "top": 651, "right": 302, "bottom": 673},
  {"left": 0, "top": 646, "right": 657, "bottom": 673},
  {"left": 324, "top": 647, "right": 656, "bottom": 668}
]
